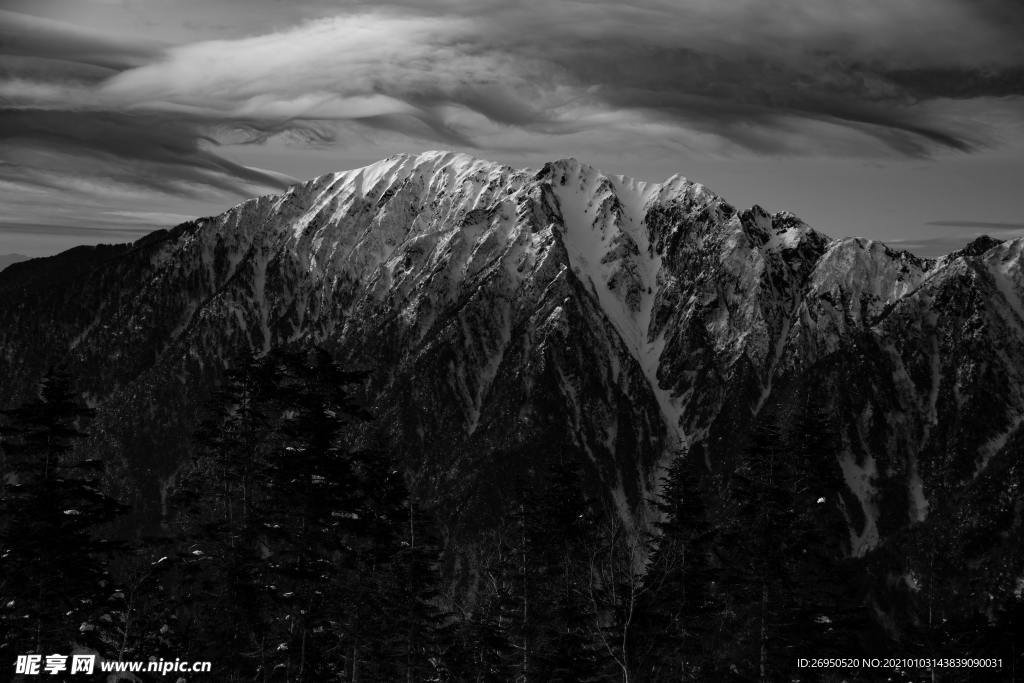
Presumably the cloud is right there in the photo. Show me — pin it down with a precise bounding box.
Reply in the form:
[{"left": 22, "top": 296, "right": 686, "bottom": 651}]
[
  {"left": 0, "top": 222, "right": 157, "bottom": 239},
  {"left": 97, "top": 14, "right": 557, "bottom": 138},
  {"left": 1, "top": 0, "right": 1024, "bottom": 226},
  {"left": 882, "top": 236, "right": 990, "bottom": 258},
  {"left": 926, "top": 220, "right": 1024, "bottom": 231},
  {"left": 0, "top": 110, "right": 295, "bottom": 194},
  {"left": 0, "top": 10, "right": 297, "bottom": 204},
  {"left": 86, "top": 1, "right": 1024, "bottom": 158},
  {"left": 890, "top": 213, "right": 1024, "bottom": 256},
  {"left": 0, "top": 9, "right": 157, "bottom": 69}
]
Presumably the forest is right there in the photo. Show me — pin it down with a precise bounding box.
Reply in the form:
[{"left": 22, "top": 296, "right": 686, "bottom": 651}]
[{"left": 1, "top": 348, "right": 1021, "bottom": 682}]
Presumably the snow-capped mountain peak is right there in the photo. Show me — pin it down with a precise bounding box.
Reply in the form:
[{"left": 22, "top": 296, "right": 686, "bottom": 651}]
[{"left": 1, "top": 152, "right": 1022, "bottom": 560}]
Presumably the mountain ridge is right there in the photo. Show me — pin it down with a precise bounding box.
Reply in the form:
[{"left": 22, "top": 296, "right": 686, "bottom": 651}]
[{"left": 1, "top": 152, "right": 1022, "bottom": 567}]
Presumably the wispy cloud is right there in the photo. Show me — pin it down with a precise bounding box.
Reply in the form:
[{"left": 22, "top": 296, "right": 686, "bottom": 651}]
[
  {"left": 883, "top": 236, "right": 988, "bottom": 257},
  {"left": 1, "top": 1, "right": 1024, "bottom": 252},
  {"left": 925, "top": 220, "right": 1024, "bottom": 230},
  {"left": 0, "top": 9, "right": 157, "bottom": 69},
  {"left": 86, "top": 2, "right": 1024, "bottom": 157}
]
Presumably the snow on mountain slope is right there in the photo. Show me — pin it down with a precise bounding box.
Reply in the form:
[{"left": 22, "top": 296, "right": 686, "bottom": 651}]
[
  {"left": 985, "top": 237, "right": 1024, "bottom": 330},
  {"left": 541, "top": 160, "right": 684, "bottom": 454}
]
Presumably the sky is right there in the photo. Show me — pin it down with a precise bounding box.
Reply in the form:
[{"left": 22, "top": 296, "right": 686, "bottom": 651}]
[{"left": 1, "top": 0, "right": 1023, "bottom": 258}]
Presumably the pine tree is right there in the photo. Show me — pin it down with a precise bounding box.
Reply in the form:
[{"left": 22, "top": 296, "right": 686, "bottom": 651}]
[
  {"left": 715, "top": 416, "right": 791, "bottom": 680},
  {"left": 634, "top": 449, "right": 724, "bottom": 681},
  {"left": 0, "top": 367, "right": 127, "bottom": 657},
  {"left": 170, "top": 351, "right": 285, "bottom": 677},
  {"left": 712, "top": 393, "right": 875, "bottom": 681},
  {"left": 443, "top": 453, "right": 609, "bottom": 682},
  {"left": 444, "top": 586, "right": 518, "bottom": 682},
  {"left": 382, "top": 498, "right": 449, "bottom": 683},
  {"left": 524, "top": 457, "right": 606, "bottom": 682},
  {"left": 781, "top": 398, "right": 874, "bottom": 664}
]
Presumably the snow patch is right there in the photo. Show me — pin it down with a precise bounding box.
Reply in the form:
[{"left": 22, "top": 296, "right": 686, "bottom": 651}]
[
  {"left": 907, "top": 456, "right": 929, "bottom": 524},
  {"left": 838, "top": 450, "right": 880, "bottom": 556},
  {"left": 976, "top": 413, "right": 1024, "bottom": 476},
  {"left": 986, "top": 238, "right": 1024, "bottom": 330}
]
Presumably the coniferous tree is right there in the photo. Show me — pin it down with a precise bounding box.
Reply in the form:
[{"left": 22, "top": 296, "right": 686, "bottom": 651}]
[
  {"left": 445, "top": 580, "right": 518, "bottom": 682},
  {"left": 0, "top": 368, "right": 127, "bottom": 657},
  {"left": 170, "top": 351, "right": 284, "bottom": 676},
  {"left": 384, "top": 498, "right": 450, "bottom": 683},
  {"left": 524, "top": 457, "right": 606, "bottom": 682},
  {"left": 444, "top": 453, "right": 609, "bottom": 682},
  {"left": 781, "top": 398, "right": 874, "bottom": 664},
  {"left": 455, "top": 470, "right": 550, "bottom": 682},
  {"left": 712, "top": 393, "right": 875, "bottom": 681},
  {"left": 634, "top": 449, "right": 724, "bottom": 681},
  {"left": 715, "top": 416, "right": 790, "bottom": 679}
]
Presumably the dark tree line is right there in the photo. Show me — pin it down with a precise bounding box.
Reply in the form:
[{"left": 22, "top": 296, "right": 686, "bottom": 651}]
[
  {"left": 0, "top": 369, "right": 126, "bottom": 660},
  {"left": 629, "top": 399, "right": 880, "bottom": 681},
  {"left": 164, "top": 347, "right": 449, "bottom": 680},
  {"left": 3, "top": 359, "right": 1024, "bottom": 681}
]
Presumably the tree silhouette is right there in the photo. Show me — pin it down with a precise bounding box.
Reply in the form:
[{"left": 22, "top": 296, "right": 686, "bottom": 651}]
[
  {"left": 634, "top": 449, "right": 724, "bottom": 681},
  {"left": 0, "top": 367, "right": 127, "bottom": 657}
]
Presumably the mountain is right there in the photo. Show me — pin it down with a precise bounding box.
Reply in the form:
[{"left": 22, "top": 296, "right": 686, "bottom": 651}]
[
  {"left": 0, "top": 253, "right": 28, "bottom": 272},
  {"left": 1, "top": 151, "right": 1022, "bottom": 630}
]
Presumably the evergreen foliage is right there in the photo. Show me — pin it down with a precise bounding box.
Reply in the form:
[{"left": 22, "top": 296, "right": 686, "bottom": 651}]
[
  {"left": 634, "top": 449, "right": 723, "bottom": 681},
  {"left": 0, "top": 367, "right": 127, "bottom": 657},
  {"left": 172, "top": 347, "right": 447, "bottom": 681},
  {"left": 5, "top": 359, "right": 1019, "bottom": 682},
  {"left": 636, "top": 388, "right": 878, "bottom": 681}
]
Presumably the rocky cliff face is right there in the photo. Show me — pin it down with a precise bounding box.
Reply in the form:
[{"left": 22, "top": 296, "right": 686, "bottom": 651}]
[{"left": 1, "top": 152, "right": 1022, "bottom": 565}]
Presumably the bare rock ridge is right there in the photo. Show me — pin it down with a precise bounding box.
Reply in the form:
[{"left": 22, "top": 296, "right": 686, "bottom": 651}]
[{"left": 1, "top": 151, "right": 1022, "bottom": 562}]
